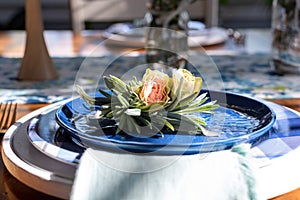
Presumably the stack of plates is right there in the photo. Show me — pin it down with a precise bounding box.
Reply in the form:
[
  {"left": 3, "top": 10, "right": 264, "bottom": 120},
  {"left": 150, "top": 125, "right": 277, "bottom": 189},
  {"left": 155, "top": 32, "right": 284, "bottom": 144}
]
[{"left": 3, "top": 90, "right": 281, "bottom": 198}]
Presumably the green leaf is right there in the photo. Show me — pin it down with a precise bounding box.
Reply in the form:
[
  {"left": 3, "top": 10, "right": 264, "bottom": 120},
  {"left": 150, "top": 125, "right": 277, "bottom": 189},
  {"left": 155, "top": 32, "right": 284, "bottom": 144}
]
[
  {"left": 175, "top": 100, "right": 219, "bottom": 115},
  {"left": 188, "top": 115, "right": 207, "bottom": 126},
  {"left": 140, "top": 102, "right": 165, "bottom": 112},
  {"left": 114, "top": 108, "right": 124, "bottom": 117},
  {"left": 97, "top": 107, "right": 112, "bottom": 118},
  {"left": 137, "top": 117, "right": 153, "bottom": 129},
  {"left": 166, "top": 112, "right": 210, "bottom": 134},
  {"left": 139, "top": 104, "right": 151, "bottom": 111},
  {"left": 98, "top": 89, "right": 112, "bottom": 99},
  {"left": 126, "top": 84, "right": 133, "bottom": 93},
  {"left": 167, "top": 112, "right": 194, "bottom": 125},
  {"left": 110, "top": 76, "right": 128, "bottom": 92},
  {"left": 75, "top": 85, "right": 95, "bottom": 106},
  {"left": 106, "top": 110, "right": 114, "bottom": 118},
  {"left": 164, "top": 119, "right": 175, "bottom": 131},
  {"left": 167, "top": 112, "right": 184, "bottom": 120},
  {"left": 111, "top": 88, "right": 121, "bottom": 96},
  {"left": 174, "top": 115, "right": 199, "bottom": 134},
  {"left": 189, "top": 93, "right": 209, "bottom": 107},
  {"left": 103, "top": 76, "right": 115, "bottom": 90},
  {"left": 116, "top": 115, "right": 126, "bottom": 134},
  {"left": 128, "top": 76, "right": 140, "bottom": 87},
  {"left": 183, "top": 115, "right": 218, "bottom": 136},
  {"left": 117, "top": 94, "right": 130, "bottom": 107},
  {"left": 127, "top": 116, "right": 141, "bottom": 134},
  {"left": 172, "top": 91, "right": 198, "bottom": 111},
  {"left": 164, "top": 116, "right": 181, "bottom": 126},
  {"left": 104, "top": 75, "right": 130, "bottom": 96},
  {"left": 165, "top": 78, "right": 184, "bottom": 111},
  {"left": 147, "top": 115, "right": 171, "bottom": 135}
]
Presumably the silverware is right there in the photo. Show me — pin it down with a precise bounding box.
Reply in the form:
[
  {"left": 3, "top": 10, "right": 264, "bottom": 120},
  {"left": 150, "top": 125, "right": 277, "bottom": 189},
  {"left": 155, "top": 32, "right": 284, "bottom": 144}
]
[{"left": 0, "top": 102, "right": 17, "bottom": 134}]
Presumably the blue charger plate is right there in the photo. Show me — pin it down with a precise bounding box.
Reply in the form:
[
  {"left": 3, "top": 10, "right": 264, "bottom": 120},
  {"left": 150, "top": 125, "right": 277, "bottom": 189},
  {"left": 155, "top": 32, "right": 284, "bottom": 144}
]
[{"left": 55, "top": 90, "right": 276, "bottom": 155}]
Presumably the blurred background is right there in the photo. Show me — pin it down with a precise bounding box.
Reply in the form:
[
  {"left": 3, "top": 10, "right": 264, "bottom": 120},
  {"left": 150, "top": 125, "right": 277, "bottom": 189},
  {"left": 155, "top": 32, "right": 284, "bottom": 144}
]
[{"left": 0, "top": 0, "right": 272, "bottom": 30}]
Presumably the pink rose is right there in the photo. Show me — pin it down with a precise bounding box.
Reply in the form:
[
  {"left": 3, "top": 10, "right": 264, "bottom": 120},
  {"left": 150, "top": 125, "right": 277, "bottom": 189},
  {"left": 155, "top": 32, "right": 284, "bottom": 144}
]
[{"left": 140, "top": 69, "right": 170, "bottom": 105}]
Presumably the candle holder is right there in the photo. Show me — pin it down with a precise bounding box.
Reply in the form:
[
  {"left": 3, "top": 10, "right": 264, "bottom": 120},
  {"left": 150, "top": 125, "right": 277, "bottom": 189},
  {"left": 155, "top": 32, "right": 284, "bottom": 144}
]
[{"left": 18, "top": 0, "right": 58, "bottom": 81}]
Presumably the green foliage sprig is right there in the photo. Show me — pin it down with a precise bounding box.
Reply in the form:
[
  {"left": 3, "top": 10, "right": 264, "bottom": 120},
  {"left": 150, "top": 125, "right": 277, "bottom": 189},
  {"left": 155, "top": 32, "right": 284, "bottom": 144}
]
[{"left": 76, "top": 68, "right": 219, "bottom": 137}]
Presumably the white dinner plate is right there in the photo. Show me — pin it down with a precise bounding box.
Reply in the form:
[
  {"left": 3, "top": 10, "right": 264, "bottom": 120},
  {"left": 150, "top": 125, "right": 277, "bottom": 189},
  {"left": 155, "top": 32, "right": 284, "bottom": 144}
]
[{"left": 102, "top": 26, "right": 228, "bottom": 48}]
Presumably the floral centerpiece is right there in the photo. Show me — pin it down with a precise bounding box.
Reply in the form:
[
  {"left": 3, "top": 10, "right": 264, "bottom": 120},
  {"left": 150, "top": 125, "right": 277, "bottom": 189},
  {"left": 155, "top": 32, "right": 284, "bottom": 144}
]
[{"left": 76, "top": 68, "right": 219, "bottom": 137}]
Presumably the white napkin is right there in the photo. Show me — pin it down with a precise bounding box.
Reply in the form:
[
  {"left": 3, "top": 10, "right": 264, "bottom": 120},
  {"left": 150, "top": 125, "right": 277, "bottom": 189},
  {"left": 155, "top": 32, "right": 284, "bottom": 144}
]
[{"left": 71, "top": 144, "right": 261, "bottom": 200}]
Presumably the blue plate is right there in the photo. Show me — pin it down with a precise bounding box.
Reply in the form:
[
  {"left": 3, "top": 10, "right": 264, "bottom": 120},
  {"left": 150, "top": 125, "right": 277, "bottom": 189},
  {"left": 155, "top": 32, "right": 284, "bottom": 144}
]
[{"left": 55, "top": 90, "right": 276, "bottom": 155}]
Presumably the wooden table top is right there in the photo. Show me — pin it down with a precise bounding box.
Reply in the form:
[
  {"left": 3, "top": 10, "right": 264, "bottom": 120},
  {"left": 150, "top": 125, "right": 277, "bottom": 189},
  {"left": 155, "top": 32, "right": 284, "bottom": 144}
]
[{"left": 0, "top": 29, "right": 300, "bottom": 199}]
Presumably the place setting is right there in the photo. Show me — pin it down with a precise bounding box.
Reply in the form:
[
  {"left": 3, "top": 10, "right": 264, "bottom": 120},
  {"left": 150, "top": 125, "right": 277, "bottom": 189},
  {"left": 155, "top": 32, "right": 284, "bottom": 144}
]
[
  {"left": 3, "top": 0, "right": 300, "bottom": 199},
  {"left": 3, "top": 19, "right": 300, "bottom": 197},
  {"left": 3, "top": 52, "right": 300, "bottom": 198}
]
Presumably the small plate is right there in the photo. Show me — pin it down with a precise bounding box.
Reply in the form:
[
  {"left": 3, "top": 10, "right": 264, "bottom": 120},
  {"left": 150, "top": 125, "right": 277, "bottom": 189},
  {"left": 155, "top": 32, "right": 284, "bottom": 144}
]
[{"left": 55, "top": 90, "right": 276, "bottom": 155}]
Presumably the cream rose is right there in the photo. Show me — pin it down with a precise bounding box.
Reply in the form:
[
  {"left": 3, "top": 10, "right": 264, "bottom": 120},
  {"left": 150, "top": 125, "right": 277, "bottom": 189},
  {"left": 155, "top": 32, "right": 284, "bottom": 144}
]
[
  {"left": 172, "top": 68, "right": 202, "bottom": 100},
  {"left": 139, "top": 69, "right": 170, "bottom": 105}
]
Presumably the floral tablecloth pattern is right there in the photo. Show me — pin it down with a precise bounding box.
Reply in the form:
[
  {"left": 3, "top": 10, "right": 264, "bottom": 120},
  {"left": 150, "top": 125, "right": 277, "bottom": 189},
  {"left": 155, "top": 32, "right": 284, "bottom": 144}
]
[{"left": 1, "top": 53, "right": 299, "bottom": 103}]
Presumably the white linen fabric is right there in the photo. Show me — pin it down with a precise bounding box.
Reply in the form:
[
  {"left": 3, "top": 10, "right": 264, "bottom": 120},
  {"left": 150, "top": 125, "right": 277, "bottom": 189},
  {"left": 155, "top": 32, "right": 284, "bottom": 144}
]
[{"left": 71, "top": 144, "right": 261, "bottom": 200}]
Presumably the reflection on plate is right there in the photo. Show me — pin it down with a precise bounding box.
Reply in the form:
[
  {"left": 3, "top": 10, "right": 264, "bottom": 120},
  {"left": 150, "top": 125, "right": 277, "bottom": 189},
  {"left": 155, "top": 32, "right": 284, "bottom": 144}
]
[
  {"left": 27, "top": 108, "right": 84, "bottom": 164},
  {"left": 55, "top": 90, "right": 276, "bottom": 155},
  {"left": 102, "top": 26, "right": 228, "bottom": 48},
  {"left": 105, "top": 21, "right": 205, "bottom": 37}
]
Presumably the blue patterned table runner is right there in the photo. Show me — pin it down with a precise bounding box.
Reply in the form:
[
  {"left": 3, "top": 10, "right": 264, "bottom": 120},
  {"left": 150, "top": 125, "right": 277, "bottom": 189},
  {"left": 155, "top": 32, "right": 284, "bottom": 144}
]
[{"left": 1, "top": 53, "right": 299, "bottom": 103}]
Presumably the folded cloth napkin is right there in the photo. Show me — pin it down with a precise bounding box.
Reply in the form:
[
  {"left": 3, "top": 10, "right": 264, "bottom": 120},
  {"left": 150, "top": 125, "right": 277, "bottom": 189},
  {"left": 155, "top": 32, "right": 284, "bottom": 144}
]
[{"left": 71, "top": 144, "right": 260, "bottom": 200}]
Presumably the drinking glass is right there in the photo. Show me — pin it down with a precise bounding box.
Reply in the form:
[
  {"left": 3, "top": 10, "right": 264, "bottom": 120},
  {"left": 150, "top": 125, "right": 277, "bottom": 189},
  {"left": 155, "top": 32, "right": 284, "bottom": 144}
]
[{"left": 271, "top": 0, "right": 300, "bottom": 74}]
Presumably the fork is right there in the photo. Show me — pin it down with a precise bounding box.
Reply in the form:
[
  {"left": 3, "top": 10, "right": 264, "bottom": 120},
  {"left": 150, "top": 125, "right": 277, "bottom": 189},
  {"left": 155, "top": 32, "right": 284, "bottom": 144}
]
[{"left": 0, "top": 102, "right": 17, "bottom": 134}]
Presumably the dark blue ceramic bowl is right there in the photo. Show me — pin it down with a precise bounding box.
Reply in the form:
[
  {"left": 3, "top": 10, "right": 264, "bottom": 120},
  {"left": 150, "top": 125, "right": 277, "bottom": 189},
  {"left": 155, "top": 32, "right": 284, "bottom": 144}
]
[{"left": 55, "top": 90, "right": 276, "bottom": 155}]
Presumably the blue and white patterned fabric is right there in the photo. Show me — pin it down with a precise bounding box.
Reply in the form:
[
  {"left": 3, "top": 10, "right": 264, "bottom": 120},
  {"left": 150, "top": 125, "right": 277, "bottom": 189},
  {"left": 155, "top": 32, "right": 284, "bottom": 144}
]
[
  {"left": 1, "top": 53, "right": 300, "bottom": 103},
  {"left": 251, "top": 101, "right": 300, "bottom": 164}
]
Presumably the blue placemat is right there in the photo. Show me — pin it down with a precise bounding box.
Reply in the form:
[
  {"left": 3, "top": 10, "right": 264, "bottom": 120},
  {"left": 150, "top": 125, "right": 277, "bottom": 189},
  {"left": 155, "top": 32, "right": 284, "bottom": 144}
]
[{"left": 1, "top": 53, "right": 300, "bottom": 103}]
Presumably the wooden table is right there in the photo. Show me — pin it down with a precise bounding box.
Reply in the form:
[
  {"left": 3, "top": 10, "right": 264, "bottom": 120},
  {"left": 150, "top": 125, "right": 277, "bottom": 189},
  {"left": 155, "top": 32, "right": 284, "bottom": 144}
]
[{"left": 1, "top": 29, "right": 300, "bottom": 199}]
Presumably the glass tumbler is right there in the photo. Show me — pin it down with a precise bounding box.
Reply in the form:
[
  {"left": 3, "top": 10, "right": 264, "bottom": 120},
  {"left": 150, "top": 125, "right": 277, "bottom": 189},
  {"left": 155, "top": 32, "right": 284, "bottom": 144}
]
[
  {"left": 144, "top": 0, "right": 190, "bottom": 72},
  {"left": 271, "top": 0, "right": 300, "bottom": 74}
]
